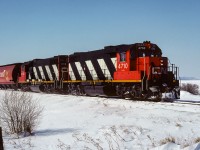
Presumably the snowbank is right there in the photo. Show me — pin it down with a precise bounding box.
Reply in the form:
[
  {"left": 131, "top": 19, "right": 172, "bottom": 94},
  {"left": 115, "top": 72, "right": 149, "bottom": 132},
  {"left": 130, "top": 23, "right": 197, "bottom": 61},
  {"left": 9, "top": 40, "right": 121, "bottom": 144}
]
[{"left": 0, "top": 80, "right": 200, "bottom": 149}]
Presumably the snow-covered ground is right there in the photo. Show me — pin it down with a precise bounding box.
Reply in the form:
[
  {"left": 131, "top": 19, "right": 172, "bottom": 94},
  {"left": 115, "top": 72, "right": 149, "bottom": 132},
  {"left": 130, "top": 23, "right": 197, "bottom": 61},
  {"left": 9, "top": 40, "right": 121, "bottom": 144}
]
[{"left": 1, "top": 80, "right": 200, "bottom": 150}]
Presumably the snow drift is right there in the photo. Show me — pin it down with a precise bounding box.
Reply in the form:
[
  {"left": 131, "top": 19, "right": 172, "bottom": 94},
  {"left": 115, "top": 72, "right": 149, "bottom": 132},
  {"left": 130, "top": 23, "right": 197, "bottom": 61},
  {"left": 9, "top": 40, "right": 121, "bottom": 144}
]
[{"left": 1, "top": 80, "right": 200, "bottom": 150}]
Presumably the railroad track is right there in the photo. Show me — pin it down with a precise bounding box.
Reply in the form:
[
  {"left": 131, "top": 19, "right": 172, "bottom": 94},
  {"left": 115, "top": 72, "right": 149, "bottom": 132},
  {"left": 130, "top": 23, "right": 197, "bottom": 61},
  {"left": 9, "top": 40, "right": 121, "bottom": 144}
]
[
  {"left": 122, "top": 97, "right": 200, "bottom": 106},
  {"left": 172, "top": 100, "right": 200, "bottom": 106}
]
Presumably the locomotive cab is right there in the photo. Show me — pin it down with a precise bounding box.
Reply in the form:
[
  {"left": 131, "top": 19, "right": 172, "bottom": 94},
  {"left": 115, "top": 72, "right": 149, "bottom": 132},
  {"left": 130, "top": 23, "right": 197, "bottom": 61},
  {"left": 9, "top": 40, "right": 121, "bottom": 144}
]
[
  {"left": 114, "top": 41, "right": 163, "bottom": 81},
  {"left": 114, "top": 49, "right": 142, "bottom": 80}
]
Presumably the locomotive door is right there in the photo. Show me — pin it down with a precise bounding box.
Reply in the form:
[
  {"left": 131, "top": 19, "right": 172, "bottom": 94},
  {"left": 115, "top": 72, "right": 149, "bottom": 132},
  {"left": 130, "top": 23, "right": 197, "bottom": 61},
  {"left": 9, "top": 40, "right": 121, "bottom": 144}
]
[
  {"left": 57, "top": 56, "right": 68, "bottom": 81},
  {"left": 61, "top": 67, "right": 68, "bottom": 80}
]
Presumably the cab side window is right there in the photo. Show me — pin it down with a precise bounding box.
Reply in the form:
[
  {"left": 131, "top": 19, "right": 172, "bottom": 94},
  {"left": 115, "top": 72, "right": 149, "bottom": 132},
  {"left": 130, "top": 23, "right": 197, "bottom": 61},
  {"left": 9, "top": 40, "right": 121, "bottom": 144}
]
[{"left": 120, "top": 52, "right": 126, "bottom": 62}]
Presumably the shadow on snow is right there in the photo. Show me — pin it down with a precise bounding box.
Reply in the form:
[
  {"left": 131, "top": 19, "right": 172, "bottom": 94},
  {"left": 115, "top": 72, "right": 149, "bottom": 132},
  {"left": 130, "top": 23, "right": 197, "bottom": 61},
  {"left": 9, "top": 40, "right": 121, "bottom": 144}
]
[{"left": 34, "top": 128, "right": 78, "bottom": 136}]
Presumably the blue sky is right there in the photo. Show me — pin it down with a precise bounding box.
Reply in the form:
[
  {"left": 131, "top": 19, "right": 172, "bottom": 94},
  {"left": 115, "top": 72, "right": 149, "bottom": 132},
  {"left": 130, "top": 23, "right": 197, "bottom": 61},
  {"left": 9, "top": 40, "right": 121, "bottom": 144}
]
[{"left": 0, "top": 0, "right": 200, "bottom": 78}]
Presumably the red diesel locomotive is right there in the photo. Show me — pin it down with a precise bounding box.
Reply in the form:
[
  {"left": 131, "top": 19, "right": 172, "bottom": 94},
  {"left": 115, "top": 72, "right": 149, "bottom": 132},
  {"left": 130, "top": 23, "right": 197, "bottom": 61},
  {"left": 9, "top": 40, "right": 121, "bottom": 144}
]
[{"left": 0, "top": 41, "right": 180, "bottom": 101}]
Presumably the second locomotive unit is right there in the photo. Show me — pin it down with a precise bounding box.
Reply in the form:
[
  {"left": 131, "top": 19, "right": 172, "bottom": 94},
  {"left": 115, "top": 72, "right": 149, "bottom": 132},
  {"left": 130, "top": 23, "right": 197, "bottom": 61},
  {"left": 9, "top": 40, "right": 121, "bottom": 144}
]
[{"left": 0, "top": 41, "right": 180, "bottom": 101}]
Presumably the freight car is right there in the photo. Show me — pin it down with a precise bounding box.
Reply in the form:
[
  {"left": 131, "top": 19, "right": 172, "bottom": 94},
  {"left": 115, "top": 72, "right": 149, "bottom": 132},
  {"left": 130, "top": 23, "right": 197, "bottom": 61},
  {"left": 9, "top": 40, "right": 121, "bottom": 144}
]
[
  {"left": 0, "top": 63, "right": 22, "bottom": 89},
  {"left": 0, "top": 41, "right": 180, "bottom": 101}
]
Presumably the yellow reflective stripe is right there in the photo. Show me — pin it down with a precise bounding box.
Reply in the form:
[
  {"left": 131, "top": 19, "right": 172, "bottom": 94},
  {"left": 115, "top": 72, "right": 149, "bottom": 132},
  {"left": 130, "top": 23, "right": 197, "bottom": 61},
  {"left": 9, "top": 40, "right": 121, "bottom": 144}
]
[{"left": 19, "top": 80, "right": 142, "bottom": 84}]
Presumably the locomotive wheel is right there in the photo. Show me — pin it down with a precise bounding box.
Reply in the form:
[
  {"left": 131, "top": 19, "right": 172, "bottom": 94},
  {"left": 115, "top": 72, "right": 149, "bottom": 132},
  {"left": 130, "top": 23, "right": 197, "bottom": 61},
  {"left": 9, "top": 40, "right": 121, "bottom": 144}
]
[
  {"left": 153, "top": 92, "right": 162, "bottom": 102},
  {"left": 147, "top": 91, "right": 162, "bottom": 102},
  {"left": 174, "top": 89, "right": 180, "bottom": 99},
  {"left": 140, "top": 93, "right": 149, "bottom": 100},
  {"left": 116, "top": 85, "right": 124, "bottom": 98},
  {"left": 123, "top": 91, "right": 131, "bottom": 99},
  {"left": 130, "top": 90, "right": 137, "bottom": 99}
]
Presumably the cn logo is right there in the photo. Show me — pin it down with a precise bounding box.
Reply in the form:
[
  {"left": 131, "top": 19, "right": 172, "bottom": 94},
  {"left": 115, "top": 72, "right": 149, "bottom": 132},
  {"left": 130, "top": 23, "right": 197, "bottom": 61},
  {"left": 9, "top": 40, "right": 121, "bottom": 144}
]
[{"left": 152, "top": 67, "right": 167, "bottom": 74}]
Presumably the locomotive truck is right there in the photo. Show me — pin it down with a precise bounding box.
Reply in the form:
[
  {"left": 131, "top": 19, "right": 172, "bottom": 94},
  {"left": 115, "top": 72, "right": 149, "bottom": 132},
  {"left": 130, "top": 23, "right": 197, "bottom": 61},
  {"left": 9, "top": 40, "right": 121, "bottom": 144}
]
[{"left": 0, "top": 41, "right": 180, "bottom": 101}]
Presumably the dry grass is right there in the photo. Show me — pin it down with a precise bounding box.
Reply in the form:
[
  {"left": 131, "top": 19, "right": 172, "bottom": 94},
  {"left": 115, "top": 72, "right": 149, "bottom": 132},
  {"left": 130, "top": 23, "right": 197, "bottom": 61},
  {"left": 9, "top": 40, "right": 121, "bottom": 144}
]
[
  {"left": 194, "top": 137, "right": 200, "bottom": 143},
  {"left": 0, "top": 91, "right": 43, "bottom": 136},
  {"left": 160, "top": 136, "right": 175, "bottom": 145},
  {"left": 175, "top": 123, "right": 182, "bottom": 128},
  {"left": 181, "top": 83, "right": 199, "bottom": 95}
]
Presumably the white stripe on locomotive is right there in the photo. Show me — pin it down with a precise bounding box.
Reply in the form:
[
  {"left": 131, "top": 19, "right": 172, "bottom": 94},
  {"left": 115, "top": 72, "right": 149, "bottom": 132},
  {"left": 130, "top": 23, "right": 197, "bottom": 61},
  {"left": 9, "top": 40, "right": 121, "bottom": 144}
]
[
  {"left": 52, "top": 64, "right": 59, "bottom": 80},
  {"left": 38, "top": 66, "right": 46, "bottom": 80},
  {"left": 45, "top": 65, "right": 53, "bottom": 81},
  {"left": 97, "top": 58, "right": 112, "bottom": 79},
  {"left": 111, "top": 57, "right": 117, "bottom": 69},
  {"left": 69, "top": 63, "right": 76, "bottom": 80},
  {"left": 33, "top": 67, "right": 39, "bottom": 80},
  {"left": 75, "top": 62, "right": 86, "bottom": 80},
  {"left": 85, "top": 60, "right": 98, "bottom": 80}
]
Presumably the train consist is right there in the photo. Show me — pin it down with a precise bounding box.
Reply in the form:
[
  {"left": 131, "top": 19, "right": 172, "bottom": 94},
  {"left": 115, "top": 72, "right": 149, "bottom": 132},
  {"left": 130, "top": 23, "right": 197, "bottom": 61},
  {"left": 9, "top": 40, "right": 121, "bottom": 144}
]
[{"left": 0, "top": 41, "right": 180, "bottom": 101}]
